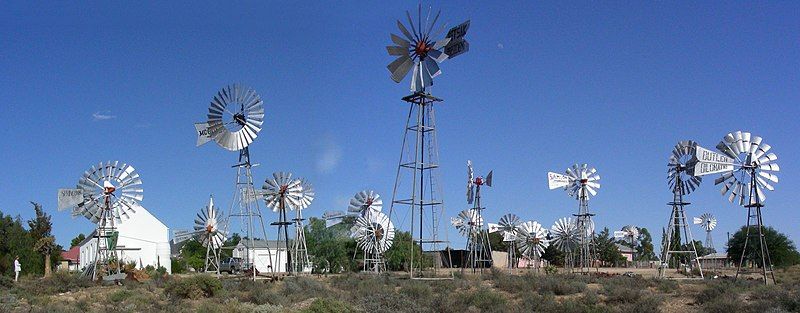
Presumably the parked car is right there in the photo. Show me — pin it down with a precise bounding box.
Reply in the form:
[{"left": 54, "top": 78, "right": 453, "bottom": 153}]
[{"left": 219, "top": 257, "right": 243, "bottom": 274}]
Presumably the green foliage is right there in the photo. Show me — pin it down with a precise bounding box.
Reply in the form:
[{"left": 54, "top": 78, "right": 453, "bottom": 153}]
[
  {"left": 305, "top": 217, "right": 357, "bottom": 273},
  {"left": 171, "top": 257, "right": 187, "bottom": 274},
  {"left": 69, "top": 233, "right": 85, "bottom": 248},
  {"left": 164, "top": 275, "right": 222, "bottom": 299},
  {"left": 595, "top": 227, "right": 626, "bottom": 266},
  {"left": 385, "top": 230, "right": 427, "bottom": 271},
  {"left": 727, "top": 225, "right": 800, "bottom": 268},
  {"left": 179, "top": 239, "right": 207, "bottom": 271},
  {"left": 544, "top": 264, "right": 558, "bottom": 275},
  {"left": 637, "top": 228, "right": 657, "bottom": 261},
  {"left": 0, "top": 210, "right": 58, "bottom": 277},
  {"left": 220, "top": 232, "right": 241, "bottom": 259},
  {"left": 302, "top": 298, "right": 356, "bottom": 313},
  {"left": 541, "top": 244, "right": 565, "bottom": 266},
  {"left": 108, "top": 289, "right": 133, "bottom": 303}
]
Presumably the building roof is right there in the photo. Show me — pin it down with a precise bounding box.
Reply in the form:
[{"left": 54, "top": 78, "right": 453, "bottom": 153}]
[
  {"left": 61, "top": 246, "right": 80, "bottom": 262},
  {"left": 615, "top": 243, "right": 635, "bottom": 254},
  {"left": 698, "top": 252, "right": 728, "bottom": 260},
  {"left": 237, "top": 239, "right": 288, "bottom": 249}
]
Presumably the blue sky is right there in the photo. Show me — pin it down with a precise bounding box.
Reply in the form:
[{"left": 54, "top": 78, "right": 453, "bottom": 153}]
[{"left": 1, "top": 2, "right": 798, "bottom": 252}]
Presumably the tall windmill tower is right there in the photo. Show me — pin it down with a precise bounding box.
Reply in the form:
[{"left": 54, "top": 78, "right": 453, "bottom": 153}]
[
  {"left": 692, "top": 131, "right": 779, "bottom": 284},
  {"left": 195, "top": 84, "right": 273, "bottom": 280},
  {"left": 462, "top": 160, "right": 493, "bottom": 272},
  {"left": 659, "top": 141, "right": 703, "bottom": 278},
  {"left": 57, "top": 161, "right": 143, "bottom": 280},
  {"left": 385, "top": 5, "right": 471, "bottom": 279},
  {"left": 693, "top": 213, "right": 717, "bottom": 253},
  {"left": 548, "top": 164, "right": 601, "bottom": 273}
]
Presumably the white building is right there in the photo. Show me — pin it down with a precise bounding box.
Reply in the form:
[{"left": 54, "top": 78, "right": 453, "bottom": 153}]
[
  {"left": 233, "top": 240, "right": 290, "bottom": 273},
  {"left": 79, "top": 204, "right": 172, "bottom": 273}
]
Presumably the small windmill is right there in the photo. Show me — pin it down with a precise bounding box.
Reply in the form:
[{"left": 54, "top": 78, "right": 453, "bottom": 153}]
[
  {"left": 57, "top": 161, "right": 143, "bottom": 280},
  {"left": 548, "top": 164, "right": 601, "bottom": 273},
  {"left": 352, "top": 211, "right": 395, "bottom": 273},
  {"left": 385, "top": 4, "right": 470, "bottom": 279},
  {"left": 659, "top": 140, "right": 704, "bottom": 279},
  {"left": 550, "top": 217, "right": 580, "bottom": 269},
  {"left": 459, "top": 160, "right": 493, "bottom": 272},
  {"left": 614, "top": 225, "right": 639, "bottom": 267},
  {"left": 693, "top": 213, "right": 717, "bottom": 253},
  {"left": 495, "top": 214, "right": 522, "bottom": 269},
  {"left": 263, "top": 172, "right": 313, "bottom": 274},
  {"left": 348, "top": 190, "right": 390, "bottom": 272},
  {"left": 517, "top": 221, "right": 549, "bottom": 271},
  {"left": 173, "top": 196, "right": 228, "bottom": 274},
  {"left": 691, "top": 131, "right": 779, "bottom": 284},
  {"left": 292, "top": 178, "right": 315, "bottom": 273}
]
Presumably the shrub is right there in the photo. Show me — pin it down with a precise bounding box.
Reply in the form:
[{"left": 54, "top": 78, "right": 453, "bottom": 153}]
[
  {"left": 108, "top": 289, "right": 133, "bottom": 303},
  {"left": 602, "top": 283, "right": 642, "bottom": 304},
  {"left": 14, "top": 271, "right": 93, "bottom": 296},
  {"left": 538, "top": 275, "right": 586, "bottom": 295},
  {"left": 302, "top": 298, "right": 357, "bottom": 313},
  {"left": 701, "top": 292, "right": 743, "bottom": 313},
  {"left": 544, "top": 265, "right": 558, "bottom": 275},
  {"left": 164, "top": 275, "right": 222, "bottom": 299},
  {"left": 282, "top": 277, "right": 328, "bottom": 302}
]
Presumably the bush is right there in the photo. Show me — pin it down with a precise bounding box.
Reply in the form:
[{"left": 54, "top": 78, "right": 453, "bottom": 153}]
[
  {"left": 538, "top": 275, "right": 586, "bottom": 295},
  {"left": 107, "top": 289, "right": 133, "bottom": 303},
  {"left": 302, "top": 298, "right": 356, "bottom": 313},
  {"left": 14, "top": 271, "right": 93, "bottom": 296},
  {"left": 282, "top": 277, "right": 328, "bottom": 302},
  {"left": 164, "top": 275, "right": 222, "bottom": 299}
]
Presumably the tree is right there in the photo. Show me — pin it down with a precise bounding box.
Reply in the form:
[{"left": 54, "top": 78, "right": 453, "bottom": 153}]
[
  {"left": 541, "top": 244, "right": 565, "bottom": 266},
  {"left": 384, "top": 230, "right": 428, "bottom": 271},
  {"left": 595, "top": 227, "right": 626, "bottom": 267},
  {"left": 727, "top": 225, "right": 800, "bottom": 268},
  {"left": 27, "top": 202, "right": 59, "bottom": 277},
  {"left": 305, "top": 217, "right": 357, "bottom": 273},
  {"left": 636, "top": 228, "right": 657, "bottom": 261},
  {"left": 70, "top": 233, "right": 86, "bottom": 247},
  {"left": 0, "top": 211, "right": 40, "bottom": 277},
  {"left": 179, "top": 240, "right": 207, "bottom": 271}
]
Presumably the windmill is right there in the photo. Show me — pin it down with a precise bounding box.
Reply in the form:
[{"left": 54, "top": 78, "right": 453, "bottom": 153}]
[
  {"left": 57, "top": 161, "right": 143, "bottom": 280},
  {"left": 195, "top": 84, "right": 272, "bottom": 280},
  {"left": 348, "top": 190, "right": 389, "bottom": 271},
  {"left": 693, "top": 213, "right": 717, "bottom": 253},
  {"left": 692, "top": 131, "right": 779, "bottom": 284},
  {"left": 451, "top": 209, "right": 489, "bottom": 271},
  {"left": 548, "top": 164, "right": 601, "bottom": 273},
  {"left": 292, "top": 178, "right": 314, "bottom": 273},
  {"left": 386, "top": 4, "right": 470, "bottom": 279},
  {"left": 614, "top": 225, "right": 639, "bottom": 267},
  {"left": 173, "top": 196, "right": 228, "bottom": 274},
  {"left": 659, "top": 140, "right": 704, "bottom": 279},
  {"left": 263, "top": 172, "right": 314, "bottom": 274},
  {"left": 352, "top": 211, "right": 396, "bottom": 273},
  {"left": 517, "top": 221, "right": 549, "bottom": 271},
  {"left": 457, "top": 160, "right": 493, "bottom": 272},
  {"left": 550, "top": 217, "right": 580, "bottom": 270},
  {"left": 495, "top": 214, "right": 522, "bottom": 269}
]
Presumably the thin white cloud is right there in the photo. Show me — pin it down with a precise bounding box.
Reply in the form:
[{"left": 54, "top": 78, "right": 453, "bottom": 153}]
[
  {"left": 92, "top": 111, "right": 116, "bottom": 121},
  {"left": 497, "top": 43, "right": 504, "bottom": 49},
  {"left": 316, "top": 136, "right": 342, "bottom": 174}
]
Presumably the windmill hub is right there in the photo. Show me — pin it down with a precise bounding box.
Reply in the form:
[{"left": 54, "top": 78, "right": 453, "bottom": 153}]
[
  {"left": 580, "top": 178, "right": 588, "bottom": 184},
  {"left": 103, "top": 183, "right": 116, "bottom": 195},
  {"left": 233, "top": 113, "right": 247, "bottom": 126},
  {"left": 414, "top": 40, "right": 431, "bottom": 59},
  {"left": 475, "top": 177, "right": 483, "bottom": 185}
]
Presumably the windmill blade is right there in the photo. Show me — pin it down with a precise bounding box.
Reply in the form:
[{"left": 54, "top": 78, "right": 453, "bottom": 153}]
[
  {"left": 388, "top": 55, "right": 414, "bottom": 83},
  {"left": 396, "top": 21, "right": 415, "bottom": 42},
  {"left": 386, "top": 45, "right": 409, "bottom": 56}
]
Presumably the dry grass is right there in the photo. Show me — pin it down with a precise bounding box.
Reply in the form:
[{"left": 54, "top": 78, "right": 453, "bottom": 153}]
[{"left": 2, "top": 266, "right": 799, "bottom": 312}]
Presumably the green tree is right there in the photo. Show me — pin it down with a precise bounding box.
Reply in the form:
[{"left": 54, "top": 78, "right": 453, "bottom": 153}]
[
  {"left": 180, "top": 240, "right": 207, "bottom": 271},
  {"left": 595, "top": 227, "right": 625, "bottom": 267},
  {"left": 541, "top": 244, "right": 565, "bottom": 266},
  {"left": 384, "top": 230, "right": 427, "bottom": 271},
  {"left": 27, "top": 202, "right": 59, "bottom": 277},
  {"left": 727, "top": 225, "right": 800, "bottom": 268},
  {"left": 0, "top": 211, "right": 40, "bottom": 277},
  {"left": 305, "top": 217, "right": 356, "bottom": 273},
  {"left": 70, "top": 233, "right": 86, "bottom": 247},
  {"left": 636, "top": 228, "right": 657, "bottom": 261}
]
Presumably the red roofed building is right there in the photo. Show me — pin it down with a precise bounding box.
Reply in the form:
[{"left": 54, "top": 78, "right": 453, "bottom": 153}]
[{"left": 59, "top": 246, "right": 80, "bottom": 271}]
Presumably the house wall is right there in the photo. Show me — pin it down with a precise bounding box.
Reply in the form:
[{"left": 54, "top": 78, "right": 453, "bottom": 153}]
[
  {"left": 79, "top": 205, "right": 172, "bottom": 273},
  {"left": 233, "top": 244, "right": 288, "bottom": 273}
]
